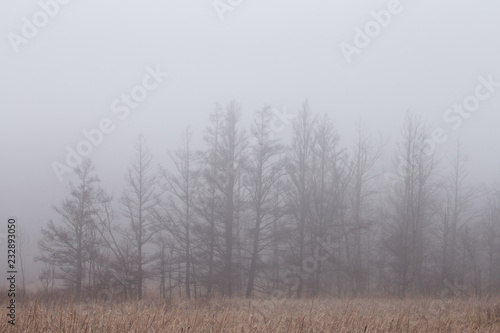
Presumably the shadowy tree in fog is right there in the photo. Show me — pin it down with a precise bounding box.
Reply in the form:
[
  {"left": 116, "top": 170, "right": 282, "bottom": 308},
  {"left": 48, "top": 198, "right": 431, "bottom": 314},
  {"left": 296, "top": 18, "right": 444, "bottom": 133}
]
[
  {"left": 93, "top": 190, "right": 137, "bottom": 299},
  {"left": 151, "top": 232, "right": 177, "bottom": 300},
  {"left": 284, "top": 100, "right": 315, "bottom": 298},
  {"left": 216, "top": 101, "right": 247, "bottom": 297},
  {"left": 245, "top": 106, "right": 284, "bottom": 298},
  {"left": 155, "top": 127, "right": 199, "bottom": 299},
  {"left": 482, "top": 189, "right": 500, "bottom": 294},
  {"left": 384, "top": 114, "right": 437, "bottom": 297},
  {"left": 345, "top": 121, "right": 382, "bottom": 296},
  {"left": 307, "top": 114, "right": 343, "bottom": 296},
  {"left": 39, "top": 263, "right": 56, "bottom": 294},
  {"left": 17, "top": 225, "right": 28, "bottom": 295},
  {"left": 121, "top": 135, "right": 158, "bottom": 300},
  {"left": 436, "top": 144, "right": 476, "bottom": 290},
  {"left": 195, "top": 101, "right": 247, "bottom": 297},
  {"left": 194, "top": 105, "right": 224, "bottom": 295},
  {"left": 37, "top": 159, "right": 101, "bottom": 299}
]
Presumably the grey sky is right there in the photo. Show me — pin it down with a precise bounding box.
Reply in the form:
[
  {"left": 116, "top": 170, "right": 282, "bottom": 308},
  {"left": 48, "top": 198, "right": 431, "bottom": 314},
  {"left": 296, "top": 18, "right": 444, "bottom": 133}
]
[{"left": 1, "top": 0, "right": 499, "bottom": 284}]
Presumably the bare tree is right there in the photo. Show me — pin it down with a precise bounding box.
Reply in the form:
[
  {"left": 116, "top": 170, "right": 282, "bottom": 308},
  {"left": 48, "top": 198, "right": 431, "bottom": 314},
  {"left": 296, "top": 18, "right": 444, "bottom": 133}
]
[
  {"left": 347, "top": 120, "right": 382, "bottom": 296},
  {"left": 17, "top": 225, "right": 28, "bottom": 295},
  {"left": 436, "top": 143, "right": 476, "bottom": 289},
  {"left": 384, "top": 113, "right": 437, "bottom": 297},
  {"left": 93, "top": 190, "right": 136, "bottom": 299},
  {"left": 482, "top": 189, "right": 500, "bottom": 294},
  {"left": 37, "top": 159, "right": 101, "bottom": 299},
  {"left": 217, "top": 101, "right": 247, "bottom": 297},
  {"left": 39, "top": 263, "right": 56, "bottom": 294},
  {"left": 285, "top": 100, "right": 315, "bottom": 298},
  {"left": 151, "top": 233, "right": 175, "bottom": 300},
  {"left": 195, "top": 104, "right": 224, "bottom": 296},
  {"left": 156, "top": 127, "right": 199, "bottom": 298},
  {"left": 192, "top": 101, "right": 248, "bottom": 297},
  {"left": 121, "top": 135, "right": 158, "bottom": 300},
  {"left": 244, "top": 106, "right": 284, "bottom": 297},
  {"left": 307, "top": 114, "right": 343, "bottom": 296}
]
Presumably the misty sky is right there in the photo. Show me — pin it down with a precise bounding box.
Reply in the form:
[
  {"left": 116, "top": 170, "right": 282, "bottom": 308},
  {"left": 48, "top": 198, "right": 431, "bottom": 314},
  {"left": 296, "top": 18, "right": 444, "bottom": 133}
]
[{"left": 1, "top": 0, "right": 499, "bottom": 284}]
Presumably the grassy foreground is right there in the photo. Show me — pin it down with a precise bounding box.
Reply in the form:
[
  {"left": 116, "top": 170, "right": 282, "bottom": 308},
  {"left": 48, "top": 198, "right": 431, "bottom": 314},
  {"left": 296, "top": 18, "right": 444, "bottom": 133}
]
[{"left": 2, "top": 297, "right": 500, "bottom": 332}]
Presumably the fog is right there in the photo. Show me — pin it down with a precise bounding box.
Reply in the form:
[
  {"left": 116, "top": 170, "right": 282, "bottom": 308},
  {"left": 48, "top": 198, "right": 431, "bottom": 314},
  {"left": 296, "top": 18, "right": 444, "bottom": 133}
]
[{"left": 0, "top": 0, "right": 499, "bottom": 294}]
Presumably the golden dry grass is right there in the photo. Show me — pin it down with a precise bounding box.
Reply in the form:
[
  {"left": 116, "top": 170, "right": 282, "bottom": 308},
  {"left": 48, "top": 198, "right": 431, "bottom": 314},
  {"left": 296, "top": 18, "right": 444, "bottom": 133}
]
[{"left": 2, "top": 297, "right": 500, "bottom": 332}]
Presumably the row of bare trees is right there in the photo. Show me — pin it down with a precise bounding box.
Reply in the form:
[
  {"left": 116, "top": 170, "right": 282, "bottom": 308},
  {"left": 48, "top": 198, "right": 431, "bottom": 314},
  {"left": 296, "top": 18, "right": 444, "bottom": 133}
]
[{"left": 37, "top": 100, "right": 500, "bottom": 300}]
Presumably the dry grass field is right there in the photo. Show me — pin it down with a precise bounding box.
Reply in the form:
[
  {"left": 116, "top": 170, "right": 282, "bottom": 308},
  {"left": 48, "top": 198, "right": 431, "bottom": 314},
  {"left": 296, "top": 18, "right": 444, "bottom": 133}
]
[{"left": 2, "top": 296, "right": 500, "bottom": 332}]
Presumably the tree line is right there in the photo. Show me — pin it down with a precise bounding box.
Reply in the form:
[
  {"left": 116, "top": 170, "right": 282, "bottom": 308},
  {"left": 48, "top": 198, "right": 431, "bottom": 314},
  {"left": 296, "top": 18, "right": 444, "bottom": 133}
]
[{"left": 37, "top": 100, "right": 500, "bottom": 300}]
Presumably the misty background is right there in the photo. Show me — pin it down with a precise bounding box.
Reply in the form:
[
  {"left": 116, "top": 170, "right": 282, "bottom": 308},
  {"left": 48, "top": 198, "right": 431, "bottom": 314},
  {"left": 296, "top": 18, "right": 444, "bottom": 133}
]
[{"left": 1, "top": 0, "right": 499, "bottom": 290}]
